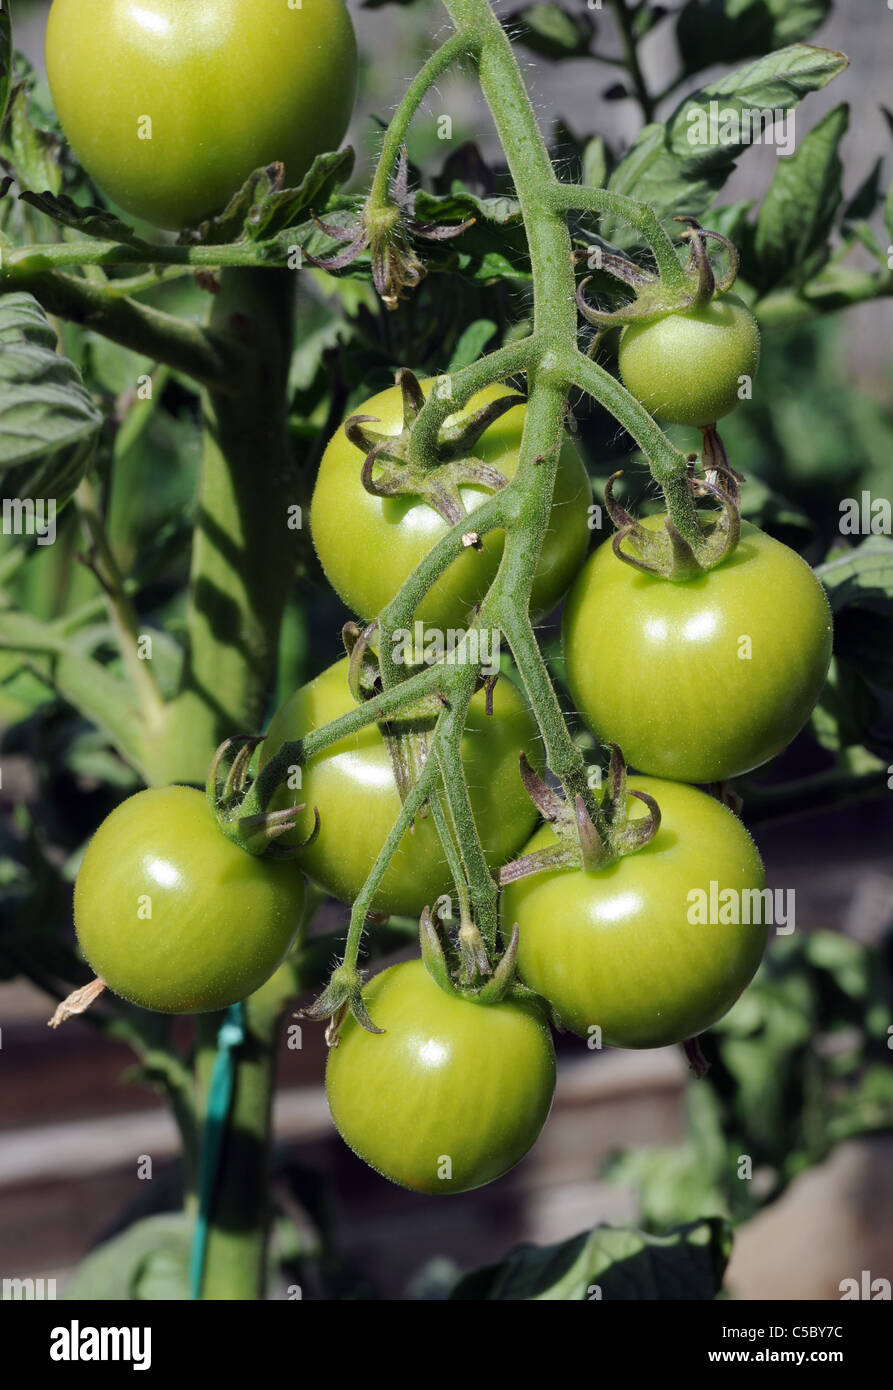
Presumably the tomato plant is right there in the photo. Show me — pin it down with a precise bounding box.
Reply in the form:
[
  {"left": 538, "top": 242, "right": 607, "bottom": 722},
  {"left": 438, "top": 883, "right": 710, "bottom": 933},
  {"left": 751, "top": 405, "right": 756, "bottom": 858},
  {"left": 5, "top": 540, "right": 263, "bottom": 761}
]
[
  {"left": 45, "top": 0, "right": 358, "bottom": 230},
  {"left": 311, "top": 379, "right": 591, "bottom": 628},
  {"left": 74, "top": 786, "right": 304, "bottom": 1012},
  {"left": 3, "top": 0, "right": 888, "bottom": 1309},
  {"left": 563, "top": 517, "right": 833, "bottom": 783},
  {"left": 502, "top": 778, "right": 768, "bottom": 1048},
  {"left": 260, "top": 657, "right": 543, "bottom": 916},
  {"left": 618, "top": 295, "right": 760, "bottom": 428},
  {"left": 326, "top": 959, "right": 556, "bottom": 1193}
]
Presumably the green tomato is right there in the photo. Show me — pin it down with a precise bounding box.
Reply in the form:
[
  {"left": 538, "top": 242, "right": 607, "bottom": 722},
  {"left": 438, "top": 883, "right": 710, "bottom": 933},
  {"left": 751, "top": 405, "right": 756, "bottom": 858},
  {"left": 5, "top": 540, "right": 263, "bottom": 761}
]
[
  {"left": 563, "top": 517, "right": 832, "bottom": 783},
  {"left": 502, "top": 778, "right": 768, "bottom": 1048},
  {"left": 74, "top": 786, "right": 304, "bottom": 1013},
  {"left": 45, "top": 0, "right": 357, "bottom": 230},
  {"left": 618, "top": 295, "right": 760, "bottom": 427},
  {"left": 311, "top": 380, "right": 592, "bottom": 629},
  {"left": 326, "top": 959, "right": 556, "bottom": 1193},
  {"left": 261, "top": 658, "right": 543, "bottom": 916}
]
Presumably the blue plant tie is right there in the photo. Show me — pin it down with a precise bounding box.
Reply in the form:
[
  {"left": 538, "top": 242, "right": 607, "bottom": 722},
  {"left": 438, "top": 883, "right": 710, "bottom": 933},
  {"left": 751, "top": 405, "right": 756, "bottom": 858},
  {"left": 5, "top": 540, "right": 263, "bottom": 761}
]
[{"left": 189, "top": 1000, "right": 246, "bottom": 1299}]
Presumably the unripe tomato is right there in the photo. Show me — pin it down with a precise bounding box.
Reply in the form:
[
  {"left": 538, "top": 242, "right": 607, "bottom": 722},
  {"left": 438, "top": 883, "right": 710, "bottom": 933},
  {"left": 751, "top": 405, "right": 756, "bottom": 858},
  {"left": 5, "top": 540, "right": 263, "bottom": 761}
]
[
  {"left": 562, "top": 517, "right": 832, "bottom": 783},
  {"left": 502, "top": 778, "right": 767, "bottom": 1048},
  {"left": 311, "top": 380, "right": 592, "bottom": 628},
  {"left": 618, "top": 295, "right": 760, "bottom": 427},
  {"left": 74, "top": 786, "right": 304, "bottom": 1013},
  {"left": 326, "top": 959, "right": 556, "bottom": 1193},
  {"left": 261, "top": 659, "right": 543, "bottom": 916},
  {"left": 45, "top": 0, "right": 357, "bottom": 230}
]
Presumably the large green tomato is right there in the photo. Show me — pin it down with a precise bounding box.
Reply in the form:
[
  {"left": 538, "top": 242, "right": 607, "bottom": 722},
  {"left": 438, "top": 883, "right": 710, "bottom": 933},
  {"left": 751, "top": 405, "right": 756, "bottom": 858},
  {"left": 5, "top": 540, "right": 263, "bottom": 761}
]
[
  {"left": 74, "top": 787, "right": 304, "bottom": 1013},
  {"left": 261, "top": 659, "right": 542, "bottom": 916},
  {"left": 563, "top": 517, "right": 832, "bottom": 783},
  {"left": 618, "top": 295, "right": 760, "bottom": 427},
  {"left": 45, "top": 0, "right": 357, "bottom": 230},
  {"left": 502, "top": 778, "right": 767, "bottom": 1048},
  {"left": 311, "top": 380, "right": 592, "bottom": 628},
  {"left": 326, "top": 959, "right": 556, "bottom": 1193}
]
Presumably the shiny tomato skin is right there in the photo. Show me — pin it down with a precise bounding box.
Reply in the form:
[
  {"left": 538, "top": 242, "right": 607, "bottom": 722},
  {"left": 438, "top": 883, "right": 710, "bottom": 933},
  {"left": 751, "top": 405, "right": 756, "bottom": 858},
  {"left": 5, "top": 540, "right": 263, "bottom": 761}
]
[
  {"left": 562, "top": 517, "right": 832, "bottom": 783},
  {"left": 618, "top": 295, "right": 760, "bottom": 427},
  {"left": 45, "top": 0, "right": 357, "bottom": 230},
  {"left": 74, "top": 786, "right": 304, "bottom": 1013},
  {"left": 260, "top": 658, "right": 543, "bottom": 917},
  {"left": 502, "top": 777, "right": 768, "bottom": 1048},
  {"left": 310, "top": 380, "right": 591, "bottom": 628},
  {"left": 326, "top": 959, "right": 556, "bottom": 1193}
]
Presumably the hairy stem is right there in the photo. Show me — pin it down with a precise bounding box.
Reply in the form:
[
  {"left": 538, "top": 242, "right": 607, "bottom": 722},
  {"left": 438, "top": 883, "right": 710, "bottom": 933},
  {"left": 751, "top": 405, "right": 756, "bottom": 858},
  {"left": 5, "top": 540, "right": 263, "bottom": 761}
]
[
  {"left": 158, "top": 268, "right": 300, "bottom": 784},
  {"left": 194, "top": 989, "right": 285, "bottom": 1300},
  {"left": 432, "top": 667, "right": 498, "bottom": 945},
  {"left": 368, "top": 30, "right": 479, "bottom": 211},
  {"left": 245, "top": 659, "right": 450, "bottom": 819},
  {"left": 562, "top": 346, "right": 700, "bottom": 546},
  {"left": 9, "top": 270, "right": 244, "bottom": 391},
  {"left": 74, "top": 476, "right": 167, "bottom": 742},
  {"left": 550, "top": 183, "right": 686, "bottom": 291},
  {"left": 611, "top": 0, "right": 656, "bottom": 123},
  {"left": 341, "top": 735, "right": 444, "bottom": 974}
]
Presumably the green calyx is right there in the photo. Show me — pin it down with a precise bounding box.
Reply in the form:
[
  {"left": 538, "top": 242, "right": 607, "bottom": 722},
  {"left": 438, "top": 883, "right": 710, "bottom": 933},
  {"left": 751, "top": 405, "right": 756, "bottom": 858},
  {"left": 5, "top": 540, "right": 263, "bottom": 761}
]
[
  {"left": 307, "top": 147, "right": 474, "bottom": 310},
  {"left": 305, "top": 907, "right": 542, "bottom": 1042},
  {"left": 206, "top": 733, "right": 318, "bottom": 858},
  {"left": 499, "top": 745, "right": 661, "bottom": 883},
  {"left": 576, "top": 217, "right": 739, "bottom": 340},
  {"left": 345, "top": 367, "right": 522, "bottom": 528},
  {"left": 420, "top": 905, "right": 537, "bottom": 1008},
  {"left": 606, "top": 439, "right": 744, "bottom": 580},
  {"left": 341, "top": 619, "right": 446, "bottom": 813},
  {"left": 301, "top": 964, "right": 384, "bottom": 1043}
]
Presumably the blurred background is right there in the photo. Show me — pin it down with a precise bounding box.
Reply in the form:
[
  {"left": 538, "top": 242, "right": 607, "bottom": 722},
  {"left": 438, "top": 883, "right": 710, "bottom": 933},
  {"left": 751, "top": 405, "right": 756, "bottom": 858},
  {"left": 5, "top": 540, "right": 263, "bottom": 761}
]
[{"left": 1, "top": 0, "right": 892, "bottom": 1299}]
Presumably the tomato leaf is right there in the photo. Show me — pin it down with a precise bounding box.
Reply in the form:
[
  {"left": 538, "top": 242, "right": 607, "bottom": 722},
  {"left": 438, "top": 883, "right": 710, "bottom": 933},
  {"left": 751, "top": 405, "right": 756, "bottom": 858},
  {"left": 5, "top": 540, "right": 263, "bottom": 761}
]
[
  {"left": 817, "top": 537, "right": 893, "bottom": 698},
  {"left": 581, "top": 135, "right": 609, "bottom": 192},
  {"left": 818, "top": 535, "right": 893, "bottom": 615},
  {"left": 447, "top": 319, "right": 498, "bottom": 371},
  {"left": 676, "top": 0, "right": 832, "bottom": 77},
  {"left": 503, "top": 4, "right": 595, "bottom": 60},
  {"left": 605, "top": 933, "right": 893, "bottom": 1230},
  {"left": 2, "top": 82, "right": 63, "bottom": 197},
  {"left": 844, "top": 157, "right": 884, "bottom": 225},
  {"left": 811, "top": 658, "right": 885, "bottom": 753},
  {"left": 188, "top": 148, "right": 356, "bottom": 247},
  {"left": 0, "top": 292, "right": 103, "bottom": 506},
  {"left": 450, "top": 1217, "right": 732, "bottom": 1299},
  {"left": 738, "top": 476, "right": 815, "bottom": 547},
  {"left": 413, "top": 187, "right": 522, "bottom": 227},
  {"left": 884, "top": 176, "right": 893, "bottom": 247},
  {"left": 62, "top": 1214, "right": 193, "bottom": 1301},
  {"left": 752, "top": 104, "right": 849, "bottom": 293},
  {"left": 18, "top": 189, "right": 154, "bottom": 248},
  {"left": 603, "top": 44, "right": 848, "bottom": 247},
  {"left": 0, "top": 8, "right": 12, "bottom": 136}
]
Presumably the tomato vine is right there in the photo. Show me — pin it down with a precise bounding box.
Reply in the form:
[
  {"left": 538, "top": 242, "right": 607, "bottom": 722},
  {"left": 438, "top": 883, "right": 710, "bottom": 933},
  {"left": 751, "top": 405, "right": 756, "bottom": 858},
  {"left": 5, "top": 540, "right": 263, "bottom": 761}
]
[{"left": 2, "top": 0, "right": 890, "bottom": 1304}]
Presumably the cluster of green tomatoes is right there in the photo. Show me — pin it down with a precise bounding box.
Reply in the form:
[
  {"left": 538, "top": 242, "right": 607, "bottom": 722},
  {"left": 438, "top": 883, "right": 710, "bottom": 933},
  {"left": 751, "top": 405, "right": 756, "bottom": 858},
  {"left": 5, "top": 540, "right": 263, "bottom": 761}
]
[
  {"left": 74, "top": 362, "right": 832, "bottom": 1195},
  {"left": 46, "top": 0, "right": 833, "bottom": 1195}
]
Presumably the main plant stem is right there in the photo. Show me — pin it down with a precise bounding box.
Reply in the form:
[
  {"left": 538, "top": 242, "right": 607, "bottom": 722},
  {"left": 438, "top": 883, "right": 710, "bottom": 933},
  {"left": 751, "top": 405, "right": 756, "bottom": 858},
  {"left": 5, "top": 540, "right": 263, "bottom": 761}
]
[
  {"left": 178, "top": 267, "right": 299, "bottom": 1299},
  {"left": 156, "top": 268, "right": 300, "bottom": 785},
  {"left": 195, "top": 982, "right": 289, "bottom": 1301},
  {"left": 275, "top": 0, "right": 693, "bottom": 986}
]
